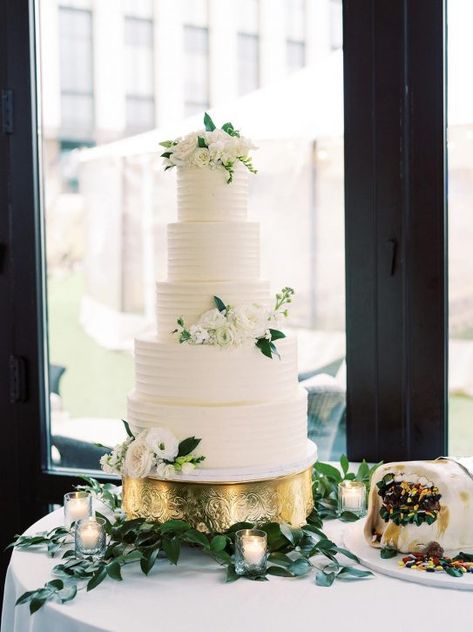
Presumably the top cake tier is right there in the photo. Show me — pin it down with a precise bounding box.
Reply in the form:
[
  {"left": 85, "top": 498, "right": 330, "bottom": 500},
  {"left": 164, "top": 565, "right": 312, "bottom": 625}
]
[{"left": 177, "top": 165, "right": 248, "bottom": 223}]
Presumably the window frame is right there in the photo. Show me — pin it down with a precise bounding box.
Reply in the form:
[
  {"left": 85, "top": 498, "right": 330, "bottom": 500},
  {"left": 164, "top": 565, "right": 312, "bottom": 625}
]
[{"left": 0, "top": 0, "right": 447, "bottom": 595}]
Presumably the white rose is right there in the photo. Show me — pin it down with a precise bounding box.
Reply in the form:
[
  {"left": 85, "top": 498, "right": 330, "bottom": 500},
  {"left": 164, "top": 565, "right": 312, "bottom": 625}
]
[
  {"left": 198, "top": 308, "right": 227, "bottom": 330},
  {"left": 231, "top": 304, "right": 270, "bottom": 339},
  {"left": 208, "top": 140, "right": 225, "bottom": 161},
  {"left": 124, "top": 439, "right": 154, "bottom": 479},
  {"left": 181, "top": 462, "right": 196, "bottom": 475},
  {"left": 215, "top": 325, "right": 236, "bottom": 347},
  {"left": 156, "top": 462, "right": 176, "bottom": 479},
  {"left": 189, "top": 324, "right": 210, "bottom": 344},
  {"left": 172, "top": 133, "right": 198, "bottom": 161},
  {"left": 191, "top": 147, "right": 211, "bottom": 168},
  {"left": 142, "top": 427, "right": 179, "bottom": 461}
]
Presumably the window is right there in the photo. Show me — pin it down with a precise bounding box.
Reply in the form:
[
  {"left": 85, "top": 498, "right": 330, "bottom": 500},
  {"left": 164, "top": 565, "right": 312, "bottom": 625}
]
[
  {"left": 124, "top": 16, "right": 155, "bottom": 132},
  {"left": 237, "top": 0, "right": 259, "bottom": 95},
  {"left": 330, "top": 0, "right": 342, "bottom": 51},
  {"left": 285, "top": 0, "right": 306, "bottom": 72},
  {"left": 58, "top": 7, "right": 94, "bottom": 136},
  {"left": 183, "top": 25, "right": 209, "bottom": 116},
  {"left": 447, "top": 0, "right": 473, "bottom": 455}
]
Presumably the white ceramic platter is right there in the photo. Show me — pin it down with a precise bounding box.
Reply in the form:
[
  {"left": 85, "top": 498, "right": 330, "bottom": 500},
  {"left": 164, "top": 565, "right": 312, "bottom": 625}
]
[{"left": 343, "top": 518, "right": 473, "bottom": 591}]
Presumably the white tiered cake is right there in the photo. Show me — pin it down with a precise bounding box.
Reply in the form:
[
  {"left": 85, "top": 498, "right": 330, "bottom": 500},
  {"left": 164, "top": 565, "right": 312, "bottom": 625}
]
[{"left": 126, "top": 163, "right": 315, "bottom": 478}]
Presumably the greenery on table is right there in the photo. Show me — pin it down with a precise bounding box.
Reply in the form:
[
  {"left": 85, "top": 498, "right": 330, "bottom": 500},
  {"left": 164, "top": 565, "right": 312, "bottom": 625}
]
[
  {"left": 9, "top": 456, "right": 381, "bottom": 614},
  {"left": 313, "top": 456, "right": 382, "bottom": 521}
]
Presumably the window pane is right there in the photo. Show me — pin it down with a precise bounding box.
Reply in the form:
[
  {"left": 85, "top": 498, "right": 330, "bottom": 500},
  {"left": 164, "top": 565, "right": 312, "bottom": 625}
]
[
  {"left": 448, "top": 0, "right": 473, "bottom": 455},
  {"left": 287, "top": 40, "right": 306, "bottom": 72},
  {"left": 37, "top": 0, "right": 345, "bottom": 472},
  {"left": 238, "top": 33, "right": 259, "bottom": 95}
]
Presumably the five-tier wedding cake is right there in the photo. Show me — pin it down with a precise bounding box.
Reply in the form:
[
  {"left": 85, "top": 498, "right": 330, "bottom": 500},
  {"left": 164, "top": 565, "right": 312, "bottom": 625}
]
[{"left": 103, "top": 115, "right": 317, "bottom": 530}]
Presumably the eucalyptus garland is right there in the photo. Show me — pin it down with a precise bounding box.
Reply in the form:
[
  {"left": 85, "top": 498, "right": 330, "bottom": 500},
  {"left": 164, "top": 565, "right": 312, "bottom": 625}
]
[{"left": 9, "top": 456, "right": 380, "bottom": 615}]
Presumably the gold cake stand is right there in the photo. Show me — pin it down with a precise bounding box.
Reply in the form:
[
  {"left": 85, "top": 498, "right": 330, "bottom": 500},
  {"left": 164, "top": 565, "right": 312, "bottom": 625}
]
[{"left": 122, "top": 466, "right": 314, "bottom": 533}]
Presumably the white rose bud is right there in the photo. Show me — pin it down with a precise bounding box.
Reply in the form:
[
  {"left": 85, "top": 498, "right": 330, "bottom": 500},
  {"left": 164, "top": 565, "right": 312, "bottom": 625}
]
[{"left": 191, "top": 147, "right": 211, "bottom": 168}]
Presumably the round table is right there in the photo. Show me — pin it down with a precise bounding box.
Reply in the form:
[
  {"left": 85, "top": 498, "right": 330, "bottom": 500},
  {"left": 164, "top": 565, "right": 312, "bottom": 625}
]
[{"left": 2, "top": 509, "right": 471, "bottom": 632}]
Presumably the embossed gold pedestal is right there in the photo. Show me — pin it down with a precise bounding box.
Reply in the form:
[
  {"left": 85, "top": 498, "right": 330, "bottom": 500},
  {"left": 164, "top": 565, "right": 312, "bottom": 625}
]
[{"left": 122, "top": 467, "right": 314, "bottom": 533}]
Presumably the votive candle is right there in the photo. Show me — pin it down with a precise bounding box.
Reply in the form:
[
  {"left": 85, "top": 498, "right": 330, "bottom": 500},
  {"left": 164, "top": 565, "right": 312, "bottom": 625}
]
[
  {"left": 64, "top": 491, "right": 92, "bottom": 528},
  {"left": 235, "top": 529, "right": 268, "bottom": 576},
  {"left": 338, "top": 480, "right": 367, "bottom": 516},
  {"left": 75, "top": 517, "right": 106, "bottom": 560}
]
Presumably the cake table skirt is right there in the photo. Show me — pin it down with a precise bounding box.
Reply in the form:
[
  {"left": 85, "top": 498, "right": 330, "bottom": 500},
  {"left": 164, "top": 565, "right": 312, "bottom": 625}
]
[{"left": 122, "top": 467, "right": 314, "bottom": 532}]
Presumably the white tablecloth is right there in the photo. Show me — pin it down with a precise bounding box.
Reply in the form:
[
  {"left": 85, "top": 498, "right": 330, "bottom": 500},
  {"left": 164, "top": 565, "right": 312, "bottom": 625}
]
[{"left": 2, "top": 508, "right": 472, "bottom": 632}]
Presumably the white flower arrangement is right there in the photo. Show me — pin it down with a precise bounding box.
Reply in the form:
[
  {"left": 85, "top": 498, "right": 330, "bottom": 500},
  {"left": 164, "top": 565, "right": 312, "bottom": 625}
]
[
  {"left": 100, "top": 421, "right": 205, "bottom": 479},
  {"left": 173, "top": 287, "right": 294, "bottom": 359},
  {"left": 160, "top": 113, "right": 257, "bottom": 183}
]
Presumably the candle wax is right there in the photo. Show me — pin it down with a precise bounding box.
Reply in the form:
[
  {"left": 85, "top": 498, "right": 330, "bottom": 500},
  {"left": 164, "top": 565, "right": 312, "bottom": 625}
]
[
  {"left": 80, "top": 524, "right": 101, "bottom": 550},
  {"left": 243, "top": 537, "right": 266, "bottom": 566}
]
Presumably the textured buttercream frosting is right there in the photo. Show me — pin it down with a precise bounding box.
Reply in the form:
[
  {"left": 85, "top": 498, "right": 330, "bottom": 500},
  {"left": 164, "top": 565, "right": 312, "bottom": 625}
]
[
  {"left": 156, "top": 279, "right": 271, "bottom": 339},
  {"left": 167, "top": 221, "right": 260, "bottom": 281},
  {"left": 134, "top": 335, "right": 299, "bottom": 404},
  {"left": 127, "top": 388, "right": 308, "bottom": 469},
  {"left": 177, "top": 165, "right": 248, "bottom": 223}
]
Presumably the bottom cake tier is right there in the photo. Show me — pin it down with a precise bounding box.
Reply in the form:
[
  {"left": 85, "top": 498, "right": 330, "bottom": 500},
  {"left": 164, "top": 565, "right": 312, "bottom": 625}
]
[{"left": 122, "top": 465, "right": 314, "bottom": 533}]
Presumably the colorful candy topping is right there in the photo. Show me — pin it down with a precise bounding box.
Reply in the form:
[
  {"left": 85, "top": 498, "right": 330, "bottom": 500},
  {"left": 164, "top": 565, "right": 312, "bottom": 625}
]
[
  {"left": 381, "top": 542, "right": 473, "bottom": 578},
  {"left": 376, "top": 473, "right": 441, "bottom": 526}
]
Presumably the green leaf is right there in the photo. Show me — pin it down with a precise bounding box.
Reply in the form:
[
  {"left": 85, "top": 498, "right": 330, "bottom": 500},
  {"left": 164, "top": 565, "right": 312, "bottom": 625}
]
[
  {"left": 339, "top": 511, "right": 361, "bottom": 522},
  {"left": 162, "top": 538, "right": 180, "bottom": 565},
  {"left": 333, "top": 547, "right": 360, "bottom": 563},
  {"left": 183, "top": 529, "right": 209, "bottom": 549},
  {"left": 121, "top": 419, "right": 135, "bottom": 439},
  {"left": 288, "top": 558, "right": 311, "bottom": 577},
  {"left": 198, "top": 136, "right": 207, "bottom": 148},
  {"left": 314, "top": 538, "right": 337, "bottom": 552},
  {"left": 87, "top": 567, "right": 107, "bottom": 592},
  {"left": 280, "top": 523, "right": 303, "bottom": 547},
  {"left": 267, "top": 565, "right": 294, "bottom": 577},
  {"left": 214, "top": 296, "right": 227, "bottom": 313},
  {"left": 380, "top": 547, "right": 398, "bottom": 559},
  {"left": 106, "top": 560, "right": 123, "bottom": 581},
  {"left": 338, "top": 566, "right": 373, "bottom": 579},
  {"left": 210, "top": 535, "right": 228, "bottom": 552},
  {"left": 159, "top": 140, "right": 174, "bottom": 148},
  {"left": 315, "top": 570, "right": 336, "bottom": 587},
  {"left": 16, "top": 590, "right": 38, "bottom": 606},
  {"left": 268, "top": 552, "right": 293, "bottom": 568},
  {"left": 58, "top": 584, "right": 77, "bottom": 603},
  {"left": 259, "top": 523, "right": 288, "bottom": 552},
  {"left": 46, "top": 579, "right": 64, "bottom": 591},
  {"left": 225, "top": 565, "right": 241, "bottom": 583},
  {"left": 356, "top": 460, "right": 370, "bottom": 481},
  {"left": 29, "top": 597, "right": 47, "bottom": 614},
  {"left": 159, "top": 519, "right": 191, "bottom": 535},
  {"left": 160, "top": 151, "right": 172, "bottom": 159},
  {"left": 268, "top": 329, "right": 286, "bottom": 341},
  {"left": 204, "top": 112, "right": 216, "bottom": 131},
  {"left": 177, "top": 437, "right": 201, "bottom": 458},
  {"left": 256, "top": 338, "right": 273, "bottom": 359},
  {"left": 314, "top": 462, "right": 342, "bottom": 482},
  {"left": 225, "top": 521, "right": 255, "bottom": 534},
  {"left": 221, "top": 122, "right": 240, "bottom": 137},
  {"left": 340, "top": 454, "right": 349, "bottom": 475},
  {"left": 140, "top": 548, "right": 160, "bottom": 575}
]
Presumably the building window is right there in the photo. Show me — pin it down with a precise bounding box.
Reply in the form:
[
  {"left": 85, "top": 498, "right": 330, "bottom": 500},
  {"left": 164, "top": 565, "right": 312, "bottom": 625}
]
[
  {"left": 183, "top": 25, "right": 209, "bottom": 117},
  {"left": 237, "top": 0, "right": 259, "bottom": 95},
  {"left": 285, "top": 0, "right": 306, "bottom": 72},
  {"left": 330, "top": 0, "right": 343, "bottom": 50},
  {"left": 124, "top": 16, "right": 155, "bottom": 132},
  {"left": 58, "top": 7, "right": 94, "bottom": 137}
]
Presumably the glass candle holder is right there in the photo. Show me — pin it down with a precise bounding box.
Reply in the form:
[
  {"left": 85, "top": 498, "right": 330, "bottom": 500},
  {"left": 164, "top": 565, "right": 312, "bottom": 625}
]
[
  {"left": 338, "top": 480, "right": 367, "bottom": 517},
  {"left": 235, "top": 529, "right": 268, "bottom": 576},
  {"left": 75, "top": 517, "right": 106, "bottom": 560},
  {"left": 64, "top": 491, "right": 92, "bottom": 528}
]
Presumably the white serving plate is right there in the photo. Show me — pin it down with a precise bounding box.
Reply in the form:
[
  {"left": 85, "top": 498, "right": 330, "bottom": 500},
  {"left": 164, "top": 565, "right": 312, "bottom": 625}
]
[{"left": 343, "top": 518, "right": 473, "bottom": 591}]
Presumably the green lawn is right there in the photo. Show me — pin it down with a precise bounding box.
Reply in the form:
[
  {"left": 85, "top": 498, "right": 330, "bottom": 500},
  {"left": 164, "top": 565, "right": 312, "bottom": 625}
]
[
  {"left": 47, "top": 272, "right": 133, "bottom": 419},
  {"left": 449, "top": 394, "right": 473, "bottom": 455}
]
